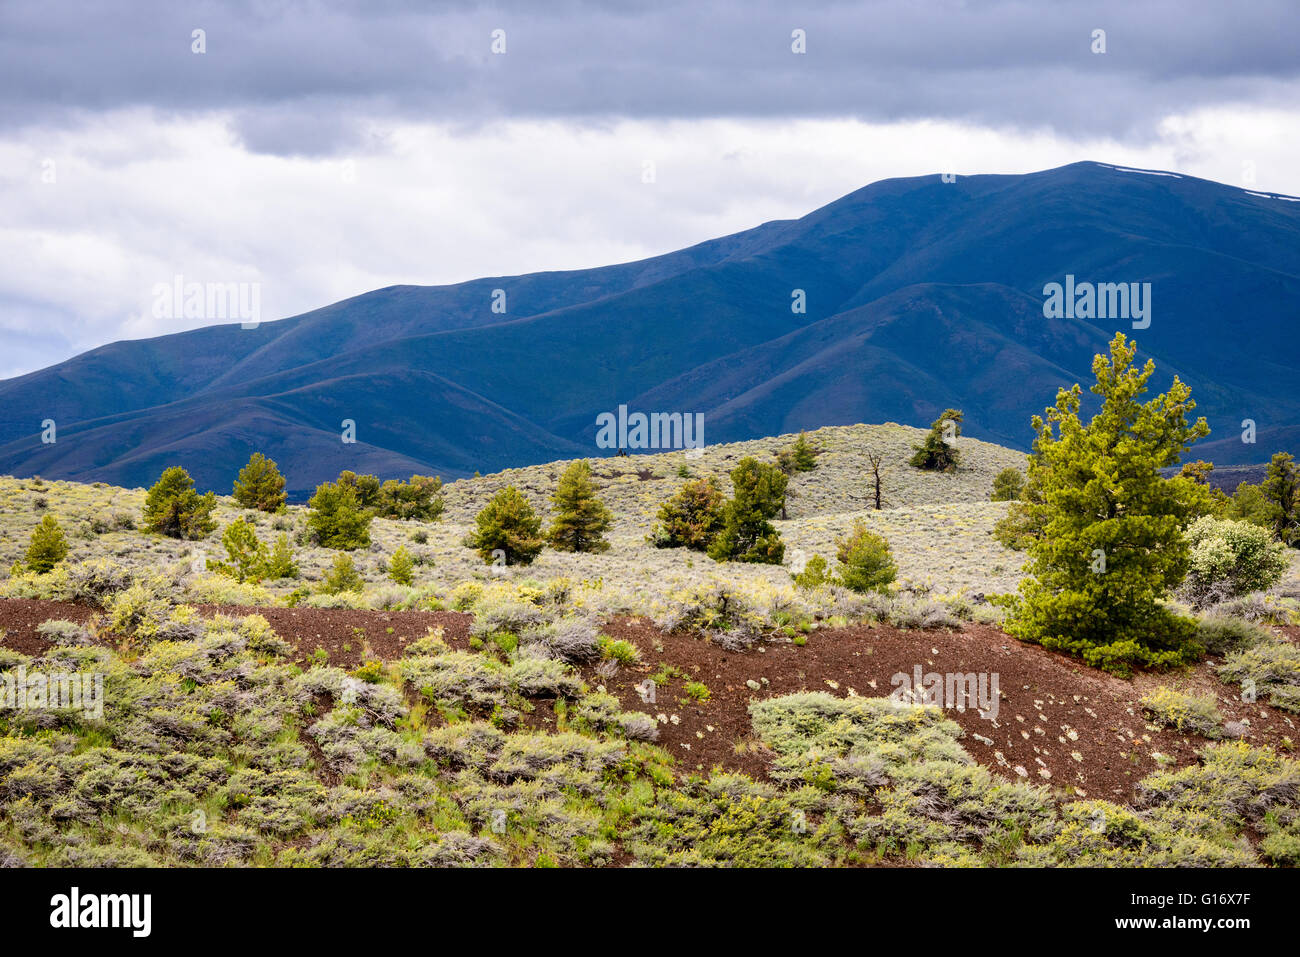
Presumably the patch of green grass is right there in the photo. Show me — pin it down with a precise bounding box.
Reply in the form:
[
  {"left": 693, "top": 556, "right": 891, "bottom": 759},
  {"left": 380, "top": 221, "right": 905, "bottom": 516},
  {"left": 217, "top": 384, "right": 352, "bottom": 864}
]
[
  {"left": 597, "top": 636, "right": 641, "bottom": 666},
  {"left": 682, "top": 681, "right": 711, "bottom": 703}
]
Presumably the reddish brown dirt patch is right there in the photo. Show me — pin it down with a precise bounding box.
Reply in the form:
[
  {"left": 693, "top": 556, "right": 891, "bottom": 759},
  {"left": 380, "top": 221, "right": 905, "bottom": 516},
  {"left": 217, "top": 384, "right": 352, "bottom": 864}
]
[
  {"left": 3, "top": 598, "right": 1296, "bottom": 806},
  {"left": 200, "top": 605, "right": 472, "bottom": 668},
  {"left": 591, "top": 618, "right": 1299, "bottom": 802},
  {"left": 0, "top": 599, "right": 97, "bottom": 655},
  {"left": 0, "top": 598, "right": 471, "bottom": 669}
]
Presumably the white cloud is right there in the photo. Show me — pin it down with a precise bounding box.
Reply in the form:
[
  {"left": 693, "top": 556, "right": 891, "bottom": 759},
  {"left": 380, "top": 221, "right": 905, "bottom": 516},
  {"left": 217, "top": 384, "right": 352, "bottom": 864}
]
[{"left": 2, "top": 104, "right": 1299, "bottom": 376}]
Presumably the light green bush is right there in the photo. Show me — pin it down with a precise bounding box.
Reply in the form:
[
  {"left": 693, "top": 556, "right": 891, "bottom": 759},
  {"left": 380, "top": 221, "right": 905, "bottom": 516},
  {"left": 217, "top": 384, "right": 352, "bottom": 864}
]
[
  {"left": 1139, "top": 686, "right": 1223, "bottom": 737},
  {"left": 835, "top": 520, "right": 898, "bottom": 593},
  {"left": 1182, "top": 516, "right": 1289, "bottom": 607},
  {"left": 320, "top": 553, "right": 363, "bottom": 595}
]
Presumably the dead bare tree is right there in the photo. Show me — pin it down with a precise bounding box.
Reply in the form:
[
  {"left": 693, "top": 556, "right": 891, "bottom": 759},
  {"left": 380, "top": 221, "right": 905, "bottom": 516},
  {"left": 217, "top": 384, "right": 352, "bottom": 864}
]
[{"left": 865, "top": 447, "right": 889, "bottom": 510}]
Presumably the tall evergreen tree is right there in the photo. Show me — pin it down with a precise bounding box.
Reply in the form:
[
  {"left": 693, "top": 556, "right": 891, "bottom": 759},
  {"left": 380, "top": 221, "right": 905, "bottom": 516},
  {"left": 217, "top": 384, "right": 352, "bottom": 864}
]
[
  {"left": 466, "top": 486, "right": 545, "bottom": 566},
  {"left": 1225, "top": 480, "right": 1277, "bottom": 529},
  {"left": 377, "top": 475, "right": 445, "bottom": 521},
  {"left": 1261, "top": 452, "right": 1300, "bottom": 546},
  {"left": 909, "top": 409, "right": 964, "bottom": 472},
  {"left": 306, "top": 480, "right": 372, "bottom": 550},
  {"left": 650, "top": 477, "right": 726, "bottom": 550},
  {"left": 143, "top": 467, "right": 217, "bottom": 540},
  {"left": 1004, "top": 334, "right": 1210, "bottom": 675},
  {"left": 707, "top": 457, "right": 788, "bottom": 564},
  {"left": 231, "top": 452, "right": 287, "bottom": 512},
  {"left": 548, "top": 460, "right": 613, "bottom": 552},
  {"left": 336, "top": 471, "right": 382, "bottom": 511}
]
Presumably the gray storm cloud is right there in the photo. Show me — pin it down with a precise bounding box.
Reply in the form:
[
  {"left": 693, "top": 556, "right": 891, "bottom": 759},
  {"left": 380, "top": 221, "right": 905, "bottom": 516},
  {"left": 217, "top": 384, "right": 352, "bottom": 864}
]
[
  {"left": 0, "top": 0, "right": 1297, "bottom": 152},
  {"left": 1, "top": 0, "right": 1298, "bottom": 378}
]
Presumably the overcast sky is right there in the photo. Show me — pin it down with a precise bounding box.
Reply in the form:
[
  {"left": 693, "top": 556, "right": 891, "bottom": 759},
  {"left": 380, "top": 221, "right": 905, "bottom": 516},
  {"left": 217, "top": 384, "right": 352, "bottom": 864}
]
[{"left": 2, "top": 0, "right": 1299, "bottom": 378}]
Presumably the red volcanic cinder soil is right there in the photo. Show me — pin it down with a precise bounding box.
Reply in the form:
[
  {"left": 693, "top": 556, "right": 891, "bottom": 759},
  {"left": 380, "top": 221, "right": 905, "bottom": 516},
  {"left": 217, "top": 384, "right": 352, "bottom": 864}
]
[
  {"left": 590, "top": 618, "right": 1298, "bottom": 802},
  {"left": 1, "top": 598, "right": 1294, "bottom": 806}
]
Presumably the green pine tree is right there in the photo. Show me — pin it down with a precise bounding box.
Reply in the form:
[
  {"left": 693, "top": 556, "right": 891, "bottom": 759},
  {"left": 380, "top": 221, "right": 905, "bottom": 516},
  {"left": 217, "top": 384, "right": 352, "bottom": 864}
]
[
  {"left": 990, "top": 467, "right": 1025, "bottom": 501},
  {"left": 791, "top": 553, "right": 830, "bottom": 589},
  {"left": 650, "top": 477, "right": 725, "bottom": 550},
  {"left": 909, "top": 409, "right": 964, "bottom": 472},
  {"left": 791, "top": 432, "right": 818, "bottom": 471},
  {"left": 143, "top": 466, "right": 217, "bottom": 540},
  {"left": 336, "top": 471, "right": 382, "bottom": 511},
  {"left": 834, "top": 521, "right": 897, "bottom": 593},
  {"left": 548, "top": 460, "right": 613, "bottom": 552},
  {"left": 1177, "top": 460, "right": 1228, "bottom": 513},
  {"left": 219, "top": 518, "right": 268, "bottom": 582},
  {"left": 376, "top": 475, "right": 445, "bottom": 521},
  {"left": 707, "top": 457, "right": 788, "bottom": 564},
  {"left": 263, "top": 533, "right": 299, "bottom": 580},
  {"left": 388, "top": 545, "right": 415, "bottom": 585},
  {"left": 306, "top": 480, "right": 372, "bottom": 550},
  {"left": 1225, "top": 480, "right": 1276, "bottom": 530},
  {"left": 320, "top": 553, "right": 363, "bottom": 594},
  {"left": 993, "top": 475, "right": 1047, "bottom": 550},
  {"left": 231, "top": 452, "right": 287, "bottom": 512},
  {"left": 24, "top": 514, "right": 69, "bottom": 573},
  {"left": 466, "top": 486, "right": 544, "bottom": 566},
  {"left": 1004, "top": 333, "right": 1210, "bottom": 676},
  {"left": 776, "top": 432, "right": 819, "bottom": 474},
  {"left": 1260, "top": 452, "right": 1300, "bottom": 546}
]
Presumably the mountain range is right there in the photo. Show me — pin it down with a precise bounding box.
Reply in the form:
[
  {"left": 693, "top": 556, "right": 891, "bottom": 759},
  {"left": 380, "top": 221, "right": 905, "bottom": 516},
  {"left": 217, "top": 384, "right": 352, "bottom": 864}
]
[{"left": 2, "top": 160, "right": 1298, "bottom": 498}]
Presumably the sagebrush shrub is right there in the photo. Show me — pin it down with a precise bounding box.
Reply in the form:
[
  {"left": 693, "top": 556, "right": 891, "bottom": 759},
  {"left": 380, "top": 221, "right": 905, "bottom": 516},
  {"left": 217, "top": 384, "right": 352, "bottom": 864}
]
[
  {"left": 1218, "top": 640, "right": 1300, "bottom": 713},
  {"left": 1140, "top": 686, "right": 1222, "bottom": 738},
  {"left": 65, "top": 558, "right": 134, "bottom": 606},
  {"left": 1181, "top": 516, "right": 1288, "bottom": 607},
  {"left": 34, "top": 619, "right": 93, "bottom": 645},
  {"left": 1194, "top": 615, "right": 1273, "bottom": 656}
]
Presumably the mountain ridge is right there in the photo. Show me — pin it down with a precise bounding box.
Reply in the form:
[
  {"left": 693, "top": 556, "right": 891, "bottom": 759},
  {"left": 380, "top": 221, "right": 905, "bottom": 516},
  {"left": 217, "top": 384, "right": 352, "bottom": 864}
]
[{"left": 2, "top": 160, "right": 1297, "bottom": 496}]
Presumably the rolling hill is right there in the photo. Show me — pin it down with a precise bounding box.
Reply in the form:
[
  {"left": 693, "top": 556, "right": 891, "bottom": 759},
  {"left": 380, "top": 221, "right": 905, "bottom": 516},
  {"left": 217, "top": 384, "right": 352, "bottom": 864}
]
[{"left": 1, "top": 160, "right": 1298, "bottom": 497}]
